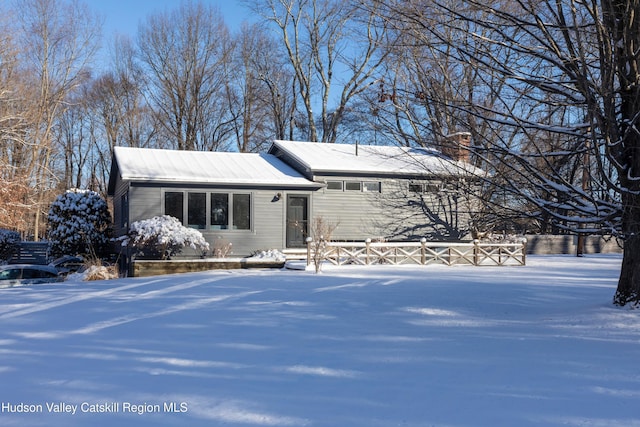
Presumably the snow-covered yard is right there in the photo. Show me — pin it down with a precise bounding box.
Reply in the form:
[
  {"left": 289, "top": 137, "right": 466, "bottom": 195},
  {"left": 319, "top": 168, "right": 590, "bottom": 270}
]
[{"left": 0, "top": 254, "right": 638, "bottom": 427}]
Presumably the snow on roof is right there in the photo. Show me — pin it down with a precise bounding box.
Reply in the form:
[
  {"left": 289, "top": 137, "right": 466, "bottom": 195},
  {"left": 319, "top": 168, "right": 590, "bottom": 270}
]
[
  {"left": 271, "top": 140, "right": 485, "bottom": 177},
  {"left": 112, "top": 146, "right": 320, "bottom": 188}
]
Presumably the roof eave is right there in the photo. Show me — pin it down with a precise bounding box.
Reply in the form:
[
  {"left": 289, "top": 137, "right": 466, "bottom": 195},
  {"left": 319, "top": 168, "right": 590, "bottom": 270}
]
[{"left": 123, "top": 177, "right": 324, "bottom": 190}]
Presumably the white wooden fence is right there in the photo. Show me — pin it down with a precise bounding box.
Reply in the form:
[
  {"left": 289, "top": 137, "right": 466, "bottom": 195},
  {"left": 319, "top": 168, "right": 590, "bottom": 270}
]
[{"left": 306, "top": 238, "right": 527, "bottom": 267}]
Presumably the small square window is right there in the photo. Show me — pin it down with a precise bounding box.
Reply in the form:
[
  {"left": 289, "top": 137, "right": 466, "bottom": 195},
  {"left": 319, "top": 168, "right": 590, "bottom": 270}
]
[
  {"left": 345, "top": 181, "right": 361, "bottom": 191},
  {"left": 425, "top": 184, "right": 441, "bottom": 193},
  {"left": 327, "top": 181, "right": 343, "bottom": 190},
  {"left": 363, "top": 182, "right": 380, "bottom": 192},
  {"left": 409, "top": 183, "right": 423, "bottom": 193}
]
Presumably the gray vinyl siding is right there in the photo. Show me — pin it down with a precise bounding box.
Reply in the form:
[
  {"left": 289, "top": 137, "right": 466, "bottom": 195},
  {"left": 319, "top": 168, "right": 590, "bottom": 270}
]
[
  {"left": 129, "top": 186, "right": 162, "bottom": 223},
  {"left": 110, "top": 177, "right": 130, "bottom": 237},
  {"left": 198, "top": 190, "right": 287, "bottom": 256},
  {"left": 110, "top": 173, "right": 474, "bottom": 259},
  {"left": 310, "top": 176, "right": 474, "bottom": 241},
  {"left": 110, "top": 179, "right": 161, "bottom": 238},
  {"left": 311, "top": 177, "right": 403, "bottom": 240},
  {"left": 198, "top": 190, "right": 313, "bottom": 255},
  {"left": 125, "top": 186, "right": 303, "bottom": 256}
]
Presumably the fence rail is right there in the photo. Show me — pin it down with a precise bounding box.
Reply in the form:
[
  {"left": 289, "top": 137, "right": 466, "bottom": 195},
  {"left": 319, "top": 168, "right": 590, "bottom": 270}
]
[{"left": 306, "top": 238, "right": 527, "bottom": 267}]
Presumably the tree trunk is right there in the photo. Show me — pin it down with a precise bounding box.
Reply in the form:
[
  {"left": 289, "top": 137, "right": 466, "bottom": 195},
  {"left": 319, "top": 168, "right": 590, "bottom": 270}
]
[
  {"left": 614, "top": 192, "right": 640, "bottom": 306},
  {"left": 613, "top": 235, "right": 640, "bottom": 306}
]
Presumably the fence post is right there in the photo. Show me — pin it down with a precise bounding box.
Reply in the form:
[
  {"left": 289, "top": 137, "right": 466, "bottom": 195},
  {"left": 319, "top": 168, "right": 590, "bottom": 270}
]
[
  {"left": 473, "top": 239, "right": 479, "bottom": 266},
  {"left": 306, "top": 237, "right": 313, "bottom": 266},
  {"left": 420, "top": 238, "right": 427, "bottom": 265},
  {"left": 522, "top": 238, "right": 528, "bottom": 265},
  {"left": 365, "top": 238, "right": 371, "bottom": 265}
]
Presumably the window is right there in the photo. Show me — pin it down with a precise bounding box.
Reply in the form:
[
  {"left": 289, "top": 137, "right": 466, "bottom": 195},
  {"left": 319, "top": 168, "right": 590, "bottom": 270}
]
[
  {"left": 163, "top": 191, "right": 251, "bottom": 231},
  {"left": 188, "top": 192, "right": 206, "bottom": 229},
  {"left": 233, "top": 194, "right": 251, "bottom": 230},
  {"left": 210, "top": 193, "right": 229, "bottom": 229},
  {"left": 363, "top": 181, "right": 381, "bottom": 192},
  {"left": 409, "top": 183, "right": 423, "bottom": 193},
  {"left": 345, "top": 181, "right": 361, "bottom": 191},
  {"left": 120, "top": 192, "right": 129, "bottom": 228},
  {"left": 165, "top": 192, "right": 184, "bottom": 222},
  {"left": 326, "top": 181, "right": 343, "bottom": 191}
]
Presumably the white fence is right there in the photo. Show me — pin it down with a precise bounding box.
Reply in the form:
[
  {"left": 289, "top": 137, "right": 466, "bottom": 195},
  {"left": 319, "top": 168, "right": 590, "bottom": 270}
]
[{"left": 306, "top": 238, "right": 527, "bottom": 267}]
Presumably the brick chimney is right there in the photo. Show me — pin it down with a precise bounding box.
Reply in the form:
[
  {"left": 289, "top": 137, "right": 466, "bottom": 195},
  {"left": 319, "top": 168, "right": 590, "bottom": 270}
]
[{"left": 442, "top": 132, "right": 472, "bottom": 162}]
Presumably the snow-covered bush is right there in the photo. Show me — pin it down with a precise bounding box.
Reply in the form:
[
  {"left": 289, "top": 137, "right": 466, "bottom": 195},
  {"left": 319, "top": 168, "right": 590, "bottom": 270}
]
[
  {"left": 249, "top": 249, "right": 286, "bottom": 262},
  {"left": 0, "top": 228, "right": 20, "bottom": 263},
  {"left": 122, "top": 215, "right": 210, "bottom": 260},
  {"left": 47, "top": 189, "right": 112, "bottom": 259}
]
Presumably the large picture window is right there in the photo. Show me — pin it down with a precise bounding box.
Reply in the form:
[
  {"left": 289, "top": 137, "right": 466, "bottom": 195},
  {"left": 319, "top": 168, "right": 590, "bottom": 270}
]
[
  {"left": 210, "top": 193, "right": 229, "bottom": 229},
  {"left": 163, "top": 191, "right": 251, "bottom": 231},
  {"left": 165, "top": 192, "right": 184, "bottom": 223},
  {"left": 188, "top": 193, "right": 206, "bottom": 229},
  {"left": 233, "top": 194, "right": 251, "bottom": 230}
]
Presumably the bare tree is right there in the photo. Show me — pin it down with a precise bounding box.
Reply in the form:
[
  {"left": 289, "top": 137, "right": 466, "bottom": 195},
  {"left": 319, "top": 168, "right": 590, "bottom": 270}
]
[
  {"left": 308, "top": 216, "right": 339, "bottom": 273},
  {"left": 93, "top": 36, "right": 158, "bottom": 150},
  {"left": 251, "top": 0, "right": 390, "bottom": 143},
  {"left": 137, "top": 1, "right": 233, "bottom": 151},
  {"left": 224, "top": 23, "right": 275, "bottom": 153},
  {"left": 0, "top": 7, "right": 34, "bottom": 235},
  {"left": 374, "top": 0, "right": 637, "bottom": 305},
  {"left": 251, "top": 31, "right": 298, "bottom": 142},
  {"left": 15, "top": 0, "right": 101, "bottom": 239}
]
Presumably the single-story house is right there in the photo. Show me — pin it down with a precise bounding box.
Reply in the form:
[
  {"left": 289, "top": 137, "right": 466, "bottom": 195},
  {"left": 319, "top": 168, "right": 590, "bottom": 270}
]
[{"left": 107, "top": 137, "right": 485, "bottom": 256}]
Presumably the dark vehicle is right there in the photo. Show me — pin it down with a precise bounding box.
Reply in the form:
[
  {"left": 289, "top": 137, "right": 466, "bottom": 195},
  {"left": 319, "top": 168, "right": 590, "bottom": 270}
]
[
  {"left": 0, "top": 264, "right": 63, "bottom": 288},
  {"left": 49, "top": 255, "right": 85, "bottom": 276}
]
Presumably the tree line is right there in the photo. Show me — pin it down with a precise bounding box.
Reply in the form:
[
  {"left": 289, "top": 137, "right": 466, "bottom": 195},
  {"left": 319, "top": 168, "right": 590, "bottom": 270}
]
[{"left": 1, "top": 0, "right": 639, "bottom": 304}]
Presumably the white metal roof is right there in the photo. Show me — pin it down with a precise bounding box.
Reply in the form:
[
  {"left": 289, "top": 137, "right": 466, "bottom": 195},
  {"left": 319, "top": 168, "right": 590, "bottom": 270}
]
[
  {"left": 271, "top": 140, "right": 485, "bottom": 177},
  {"left": 112, "top": 146, "right": 320, "bottom": 188}
]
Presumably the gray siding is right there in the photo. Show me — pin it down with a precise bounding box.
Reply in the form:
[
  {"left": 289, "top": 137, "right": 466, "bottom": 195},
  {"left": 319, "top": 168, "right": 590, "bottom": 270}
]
[
  {"left": 310, "top": 177, "right": 475, "bottom": 241},
  {"left": 111, "top": 176, "right": 129, "bottom": 237},
  {"left": 311, "top": 179, "right": 386, "bottom": 240},
  {"left": 116, "top": 185, "right": 306, "bottom": 256},
  {"left": 129, "top": 186, "right": 162, "bottom": 223},
  {"left": 199, "top": 190, "right": 287, "bottom": 256},
  {"left": 110, "top": 175, "right": 476, "bottom": 259}
]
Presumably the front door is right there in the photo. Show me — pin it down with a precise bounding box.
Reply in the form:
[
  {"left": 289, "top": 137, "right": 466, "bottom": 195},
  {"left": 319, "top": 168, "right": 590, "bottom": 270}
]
[{"left": 286, "top": 195, "right": 309, "bottom": 247}]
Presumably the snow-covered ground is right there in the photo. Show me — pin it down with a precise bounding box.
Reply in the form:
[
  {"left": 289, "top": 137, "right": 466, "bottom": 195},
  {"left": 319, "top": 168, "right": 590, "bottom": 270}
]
[{"left": 0, "top": 254, "right": 637, "bottom": 427}]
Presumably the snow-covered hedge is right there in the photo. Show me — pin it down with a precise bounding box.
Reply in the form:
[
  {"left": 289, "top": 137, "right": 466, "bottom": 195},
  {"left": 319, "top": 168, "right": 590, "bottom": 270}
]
[
  {"left": 47, "top": 189, "right": 112, "bottom": 259},
  {"left": 0, "top": 228, "right": 20, "bottom": 263},
  {"left": 122, "top": 215, "right": 210, "bottom": 260}
]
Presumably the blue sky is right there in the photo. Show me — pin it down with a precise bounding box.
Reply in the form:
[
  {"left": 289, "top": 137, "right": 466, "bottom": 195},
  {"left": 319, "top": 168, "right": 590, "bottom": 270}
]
[
  {"left": 90, "top": 0, "right": 255, "bottom": 70},
  {"left": 94, "top": 0, "right": 253, "bottom": 39}
]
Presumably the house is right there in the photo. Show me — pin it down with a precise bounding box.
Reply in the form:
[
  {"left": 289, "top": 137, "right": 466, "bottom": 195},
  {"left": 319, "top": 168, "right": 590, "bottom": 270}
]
[{"left": 107, "top": 138, "right": 484, "bottom": 257}]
